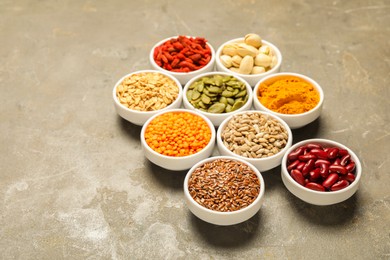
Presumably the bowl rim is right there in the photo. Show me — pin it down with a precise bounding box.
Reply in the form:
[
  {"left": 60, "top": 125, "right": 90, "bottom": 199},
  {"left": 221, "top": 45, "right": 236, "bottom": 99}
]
[
  {"left": 149, "top": 35, "right": 216, "bottom": 76},
  {"left": 215, "top": 37, "right": 282, "bottom": 79},
  {"left": 216, "top": 110, "right": 293, "bottom": 162},
  {"left": 253, "top": 72, "right": 324, "bottom": 118},
  {"left": 183, "top": 155, "right": 265, "bottom": 216},
  {"left": 182, "top": 71, "right": 253, "bottom": 116},
  {"left": 112, "top": 69, "right": 183, "bottom": 114},
  {"left": 140, "top": 108, "right": 216, "bottom": 160},
  {"left": 281, "top": 138, "right": 362, "bottom": 195}
]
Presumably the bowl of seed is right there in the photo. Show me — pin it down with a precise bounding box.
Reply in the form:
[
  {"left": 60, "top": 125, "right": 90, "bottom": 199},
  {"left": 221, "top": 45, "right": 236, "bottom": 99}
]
[
  {"left": 141, "top": 109, "right": 216, "bottom": 171},
  {"left": 253, "top": 72, "right": 324, "bottom": 129},
  {"left": 183, "top": 72, "right": 253, "bottom": 127},
  {"left": 215, "top": 33, "right": 282, "bottom": 87},
  {"left": 113, "top": 70, "right": 183, "bottom": 126},
  {"left": 217, "top": 111, "right": 293, "bottom": 172},
  {"left": 184, "top": 156, "right": 265, "bottom": 225}
]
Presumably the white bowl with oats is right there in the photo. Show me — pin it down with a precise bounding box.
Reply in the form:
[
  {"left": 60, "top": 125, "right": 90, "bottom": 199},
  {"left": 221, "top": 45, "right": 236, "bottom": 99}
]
[
  {"left": 113, "top": 70, "right": 183, "bottom": 126},
  {"left": 184, "top": 156, "right": 265, "bottom": 226},
  {"left": 215, "top": 34, "right": 282, "bottom": 87},
  {"left": 216, "top": 111, "right": 293, "bottom": 172}
]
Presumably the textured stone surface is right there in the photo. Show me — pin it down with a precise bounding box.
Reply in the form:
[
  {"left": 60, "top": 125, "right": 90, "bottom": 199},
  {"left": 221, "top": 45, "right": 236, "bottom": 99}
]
[{"left": 0, "top": 0, "right": 389, "bottom": 259}]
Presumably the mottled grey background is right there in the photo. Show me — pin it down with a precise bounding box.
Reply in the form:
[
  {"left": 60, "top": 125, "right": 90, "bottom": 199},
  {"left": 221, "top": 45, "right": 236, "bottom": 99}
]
[{"left": 1, "top": 0, "right": 389, "bottom": 259}]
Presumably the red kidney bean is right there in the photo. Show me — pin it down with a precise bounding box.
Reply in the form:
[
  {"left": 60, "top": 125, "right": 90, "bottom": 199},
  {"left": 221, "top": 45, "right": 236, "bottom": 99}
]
[
  {"left": 330, "top": 180, "right": 349, "bottom": 191},
  {"left": 329, "top": 165, "right": 347, "bottom": 175},
  {"left": 306, "top": 143, "right": 322, "bottom": 150},
  {"left": 286, "top": 143, "right": 356, "bottom": 192},
  {"left": 298, "top": 153, "right": 317, "bottom": 161},
  {"left": 319, "top": 163, "right": 330, "bottom": 178},
  {"left": 296, "top": 162, "right": 306, "bottom": 172},
  {"left": 345, "top": 161, "right": 356, "bottom": 172},
  {"left": 302, "top": 159, "right": 315, "bottom": 176},
  {"left": 338, "top": 149, "right": 349, "bottom": 157},
  {"left": 305, "top": 182, "right": 326, "bottom": 192},
  {"left": 340, "top": 154, "right": 351, "bottom": 166},
  {"left": 327, "top": 148, "right": 339, "bottom": 159},
  {"left": 287, "top": 147, "right": 305, "bottom": 161},
  {"left": 333, "top": 158, "right": 341, "bottom": 165},
  {"left": 314, "top": 159, "right": 331, "bottom": 167},
  {"left": 309, "top": 168, "right": 321, "bottom": 181},
  {"left": 310, "top": 148, "right": 328, "bottom": 159},
  {"left": 287, "top": 159, "right": 300, "bottom": 172},
  {"left": 322, "top": 173, "right": 339, "bottom": 189},
  {"left": 290, "top": 169, "right": 305, "bottom": 186},
  {"left": 340, "top": 172, "right": 356, "bottom": 183}
]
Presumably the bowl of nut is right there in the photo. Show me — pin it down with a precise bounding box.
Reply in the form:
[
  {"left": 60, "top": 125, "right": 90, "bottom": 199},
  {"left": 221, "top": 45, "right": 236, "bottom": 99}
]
[
  {"left": 216, "top": 111, "right": 293, "bottom": 172},
  {"left": 113, "top": 70, "right": 183, "bottom": 126},
  {"left": 183, "top": 72, "right": 253, "bottom": 127},
  {"left": 215, "top": 33, "right": 282, "bottom": 87},
  {"left": 253, "top": 72, "right": 324, "bottom": 129},
  {"left": 281, "top": 139, "right": 362, "bottom": 206},
  {"left": 150, "top": 35, "right": 216, "bottom": 85},
  {"left": 140, "top": 109, "right": 216, "bottom": 171},
  {"left": 184, "top": 156, "right": 265, "bottom": 226}
]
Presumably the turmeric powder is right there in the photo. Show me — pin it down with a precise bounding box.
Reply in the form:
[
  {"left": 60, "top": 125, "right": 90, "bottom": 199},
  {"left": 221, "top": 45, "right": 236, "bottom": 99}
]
[{"left": 257, "top": 76, "right": 320, "bottom": 114}]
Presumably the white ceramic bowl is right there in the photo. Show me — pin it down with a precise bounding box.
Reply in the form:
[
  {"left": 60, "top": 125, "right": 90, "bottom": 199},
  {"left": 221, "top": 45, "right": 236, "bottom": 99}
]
[
  {"left": 150, "top": 36, "right": 216, "bottom": 85},
  {"left": 253, "top": 72, "right": 324, "bottom": 129},
  {"left": 281, "top": 139, "right": 362, "bottom": 206},
  {"left": 217, "top": 111, "right": 293, "bottom": 172},
  {"left": 140, "top": 109, "right": 216, "bottom": 171},
  {"left": 183, "top": 72, "right": 253, "bottom": 127},
  {"left": 215, "top": 38, "right": 282, "bottom": 87},
  {"left": 113, "top": 70, "right": 183, "bottom": 126},
  {"left": 184, "top": 156, "right": 265, "bottom": 225}
]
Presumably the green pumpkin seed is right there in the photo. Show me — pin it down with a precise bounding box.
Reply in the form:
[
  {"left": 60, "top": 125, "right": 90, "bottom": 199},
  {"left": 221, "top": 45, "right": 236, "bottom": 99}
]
[
  {"left": 222, "top": 90, "right": 235, "bottom": 97},
  {"left": 225, "top": 104, "right": 233, "bottom": 113},
  {"left": 235, "top": 89, "right": 247, "bottom": 98},
  {"left": 219, "top": 96, "right": 228, "bottom": 105},
  {"left": 227, "top": 98, "right": 235, "bottom": 105},
  {"left": 208, "top": 86, "right": 222, "bottom": 93},
  {"left": 232, "top": 100, "right": 245, "bottom": 111},
  {"left": 198, "top": 100, "right": 207, "bottom": 109},
  {"left": 201, "top": 94, "right": 211, "bottom": 104},
  {"left": 208, "top": 102, "right": 226, "bottom": 113},
  {"left": 191, "top": 90, "right": 201, "bottom": 100},
  {"left": 186, "top": 90, "right": 193, "bottom": 100}
]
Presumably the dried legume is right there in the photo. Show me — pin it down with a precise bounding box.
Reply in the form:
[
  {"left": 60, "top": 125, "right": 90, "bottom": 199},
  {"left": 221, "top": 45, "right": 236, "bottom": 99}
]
[
  {"left": 186, "top": 74, "right": 248, "bottom": 113},
  {"left": 188, "top": 158, "right": 260, "bottom": 212},
  {"left": 153, "top": 36, "right": 212, "bottom": 73},
  {"left": 286, "top": 143, "right": 356, "bottom": 192},
  {"left": 116, "top": 72, "right": 179, "bottom": 111},
  {"left": 221, "top": 112, "right": 288, "bottom": 158},
  {"left": 144, "top": 111, "right": 211, "bottom": 157}
]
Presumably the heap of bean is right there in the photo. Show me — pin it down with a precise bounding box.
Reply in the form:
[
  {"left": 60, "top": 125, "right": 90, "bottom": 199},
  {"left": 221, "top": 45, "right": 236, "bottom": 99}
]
[
  {"left": 221, "top": 112, "right": 289, "bottom": 158},
  {"left": 186, "top": 75, "right": 248, "bottom": 113},
  {"left": 188, "top": 158, "right": 260, "bottom": 212},
  {"left": 286, "top": 143, "right": 356, "bottom": 192}
]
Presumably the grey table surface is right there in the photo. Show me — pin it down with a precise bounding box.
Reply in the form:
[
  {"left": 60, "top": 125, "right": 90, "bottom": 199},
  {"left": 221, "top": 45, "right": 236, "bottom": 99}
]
[{"left": 1, "top": 0, "right": 389, "bottom": 259}]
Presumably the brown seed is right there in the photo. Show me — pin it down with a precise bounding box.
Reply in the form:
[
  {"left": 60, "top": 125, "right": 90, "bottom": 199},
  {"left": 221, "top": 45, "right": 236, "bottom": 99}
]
[{"left": 188, "top": 159, "right": 260, "bottom": 212}]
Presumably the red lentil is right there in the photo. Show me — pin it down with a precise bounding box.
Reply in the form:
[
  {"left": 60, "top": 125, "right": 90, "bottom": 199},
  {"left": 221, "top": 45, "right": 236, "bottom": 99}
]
[{"left": 144, "top": 111, "right": 211, "bottom": 157}]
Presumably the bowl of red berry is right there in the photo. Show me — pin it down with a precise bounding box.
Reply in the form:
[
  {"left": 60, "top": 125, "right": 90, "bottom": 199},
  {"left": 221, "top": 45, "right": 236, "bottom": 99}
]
[
  {"left": 150, "top": 35, "right": 216, "bottom": 85},
  {"left": 281, "top": 139, "right": 362, "bottom": 206}
]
